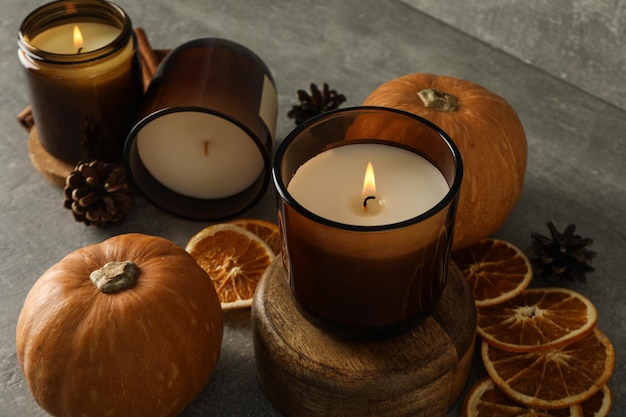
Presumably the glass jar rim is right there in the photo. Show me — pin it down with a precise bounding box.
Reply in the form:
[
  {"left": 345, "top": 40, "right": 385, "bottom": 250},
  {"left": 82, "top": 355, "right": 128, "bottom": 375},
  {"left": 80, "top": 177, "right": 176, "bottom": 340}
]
[
  {"left": 272, "top": 106, "right": 464, "bottom": 232},
  {"left": 18, "top": 0, "right": 133, "bottom": 64},
  {"left": 124, "top": 107, "right": 273, "bottom": 221}
]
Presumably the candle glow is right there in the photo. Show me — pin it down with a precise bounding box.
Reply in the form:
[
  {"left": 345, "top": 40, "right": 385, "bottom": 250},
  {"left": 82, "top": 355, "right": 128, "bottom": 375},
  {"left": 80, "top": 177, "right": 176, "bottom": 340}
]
[
  {"left": 29, "top": 22, "right": 121, "bottom": 55},
  {"left": 73, "top": 25, "right": 84, "bottom": 53},
  {"left": 362, "top": 162, "right": 376, "bottom": 198},
  {"left": 361, "top": 161, "right": 383, "bottom": 214}
]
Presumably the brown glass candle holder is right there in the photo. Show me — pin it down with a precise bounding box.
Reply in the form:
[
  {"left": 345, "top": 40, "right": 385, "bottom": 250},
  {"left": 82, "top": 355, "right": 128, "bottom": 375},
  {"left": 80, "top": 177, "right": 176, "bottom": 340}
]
[
  {"left": 124, "top": 38, "right": 278, "bottom": 220},
  {"left": 18, "top": 0, "right": 143, "bottom": 164},
  {"left": 273, "top": 106, "right": 463, "bottom": 333}
]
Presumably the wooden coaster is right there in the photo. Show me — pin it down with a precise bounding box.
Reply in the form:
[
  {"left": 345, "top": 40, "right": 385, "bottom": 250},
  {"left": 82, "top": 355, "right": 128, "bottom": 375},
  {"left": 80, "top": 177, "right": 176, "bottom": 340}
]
[
  {"left": 252, "top": 257, "right": 476, "bottom": 417},
  {"left": 27, "top": 127, "right": 74, "bottom": 188}
]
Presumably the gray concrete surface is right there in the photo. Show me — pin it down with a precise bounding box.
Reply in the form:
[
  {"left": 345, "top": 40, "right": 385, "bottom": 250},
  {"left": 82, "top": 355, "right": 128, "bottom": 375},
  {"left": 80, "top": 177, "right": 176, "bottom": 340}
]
[
  {"left": 1, "top": 1, "right": 624, "bottom": 416},
  {"left": 404, "top": 0, "right": 626, "bottom": 111}
]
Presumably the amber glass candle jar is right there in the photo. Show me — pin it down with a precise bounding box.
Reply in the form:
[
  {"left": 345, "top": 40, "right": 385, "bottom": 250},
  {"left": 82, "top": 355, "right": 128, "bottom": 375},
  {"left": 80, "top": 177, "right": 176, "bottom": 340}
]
[
  {"left": 274, "top": 107, "right": 463, "bottom": 333},
  {"left": 18, "top": 0, "right": 143, "bottom": 164},
  {"left": 125, "top": 38, "right": 277, "bottom": 220}
]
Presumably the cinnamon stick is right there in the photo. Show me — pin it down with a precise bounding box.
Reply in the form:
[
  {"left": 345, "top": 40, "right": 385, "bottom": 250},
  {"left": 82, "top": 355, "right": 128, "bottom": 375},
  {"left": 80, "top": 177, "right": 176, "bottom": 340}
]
[
  {"left": 140, "top": 56, "right": 153, "bottom": 90},
  {"left": 135, "top": 27, "right": 159, "bottom": 88},
  {"left": 17, "top": 27, "right": 165, "bottom": 130}
]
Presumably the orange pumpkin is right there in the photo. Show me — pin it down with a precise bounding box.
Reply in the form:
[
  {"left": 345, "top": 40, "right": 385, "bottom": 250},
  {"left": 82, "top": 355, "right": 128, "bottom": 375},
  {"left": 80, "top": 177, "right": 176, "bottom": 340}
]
[
  {"left": 363, "top": 73, "right": 527, "bottom": 249},
  {"left": 16, "top": 233, "right": 223, "bottom": 417}
]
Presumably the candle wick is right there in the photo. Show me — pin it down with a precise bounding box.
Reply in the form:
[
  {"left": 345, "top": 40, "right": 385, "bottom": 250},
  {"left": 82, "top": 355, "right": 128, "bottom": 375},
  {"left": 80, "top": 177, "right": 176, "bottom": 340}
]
[
  {"left": 363, "top": 195, "right": 376, "bottom": 210},
  {"left": 77, "top": 47, "right": 83, "bottom": 54},
  {"left": 203, "top": 140, "right": 209, "bottom": 156}
]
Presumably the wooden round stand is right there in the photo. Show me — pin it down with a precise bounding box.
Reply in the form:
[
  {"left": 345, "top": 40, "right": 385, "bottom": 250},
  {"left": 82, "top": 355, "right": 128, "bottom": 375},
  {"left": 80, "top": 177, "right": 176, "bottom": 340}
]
[
  {"left": 252, "top": 258, "right": 476, "bottom": 417},
  {"left": 27, "top": 127, "right": 74, "bottom": 187}
]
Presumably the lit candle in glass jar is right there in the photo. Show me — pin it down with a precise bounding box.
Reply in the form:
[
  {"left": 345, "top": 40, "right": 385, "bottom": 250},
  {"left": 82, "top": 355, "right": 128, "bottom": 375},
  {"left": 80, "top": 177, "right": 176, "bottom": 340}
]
[
  {"left": 274, "top": 107, "right": 463, "bottom": 332},
  {"left": 18, "top": 0, "right": 143, "bottom": 164}
]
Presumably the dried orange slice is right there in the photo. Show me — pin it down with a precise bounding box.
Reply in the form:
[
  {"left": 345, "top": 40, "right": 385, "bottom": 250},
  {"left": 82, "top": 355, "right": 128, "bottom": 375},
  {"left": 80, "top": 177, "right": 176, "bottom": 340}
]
[
  {"left": 452, "top": 239, "right": 532, "bottom": 307},
  {"left": 482, "top": 327, "right": 615, "bottom": 410},
  {"left": 462, "top": 377, "right": 583, "bottom": 417},
  {"left": 477, "top": 287, "right": 598, "bottom": 352},
  {"left": 186, "top": 223, "right": 275, "bottom": 309},
  {"left": 580, "top": 384, "right": 612, "bottom": 417},
  {"left": 228, "top": 218, "right": 281, "bottom": 255}
]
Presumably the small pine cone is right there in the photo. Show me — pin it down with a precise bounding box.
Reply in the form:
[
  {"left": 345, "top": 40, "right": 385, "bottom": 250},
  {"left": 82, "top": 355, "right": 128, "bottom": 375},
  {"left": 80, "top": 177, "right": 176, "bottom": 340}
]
[
  {"left": 287, "top": 82, "right": 347, "bottom": 124},
  {"left": 63, "top": 161, "right": 134, "bottom": 228},
  {"left": 529, "top": 221, "right": 597, "bottom": 282}
]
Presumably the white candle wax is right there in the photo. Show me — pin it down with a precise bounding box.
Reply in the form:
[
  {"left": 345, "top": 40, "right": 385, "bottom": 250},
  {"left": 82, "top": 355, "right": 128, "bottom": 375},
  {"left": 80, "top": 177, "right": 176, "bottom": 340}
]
[
  {"left": 287, "top": 143, "right": 449, "bottom": 226},
  {"left": 30, "top": 22, "right": 120, "bottom": 54},
  {"left": 137, "top": 112, "right": 265, "bottom": 199}
]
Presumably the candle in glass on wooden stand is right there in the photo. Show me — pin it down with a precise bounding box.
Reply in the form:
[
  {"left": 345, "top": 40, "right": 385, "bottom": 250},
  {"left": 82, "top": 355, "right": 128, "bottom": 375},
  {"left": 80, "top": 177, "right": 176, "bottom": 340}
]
[
  {"left": 18, "top": 0, "right": 143, "bottom": 167},
  {"left": 252, "top": 107, "right": 476, "bottom": 416}
]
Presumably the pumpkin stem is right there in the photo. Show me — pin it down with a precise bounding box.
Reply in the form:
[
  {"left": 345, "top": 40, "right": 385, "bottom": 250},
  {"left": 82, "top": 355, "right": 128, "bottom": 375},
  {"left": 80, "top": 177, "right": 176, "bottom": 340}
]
[
  {"left": 418, "top": 88, "right": 458, "bottom": 112},
  {"left": 89, "top": 260, "right": 139, "bottom": 293}
]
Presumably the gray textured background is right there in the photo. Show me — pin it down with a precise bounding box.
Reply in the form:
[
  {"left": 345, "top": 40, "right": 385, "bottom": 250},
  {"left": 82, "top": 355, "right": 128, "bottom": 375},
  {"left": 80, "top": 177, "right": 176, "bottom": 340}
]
[
  {"left": 404, "top": 0, "right": 626, "bottom": 110},
  {"left": 1, "top": 1, "right": 624, "bottom": 416}
]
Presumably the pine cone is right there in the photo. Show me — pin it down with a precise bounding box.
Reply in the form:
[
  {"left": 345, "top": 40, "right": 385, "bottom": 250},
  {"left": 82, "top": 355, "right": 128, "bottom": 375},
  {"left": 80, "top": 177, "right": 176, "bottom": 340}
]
[
  {"left": 287, "top": 82, "right": 346, "bottom": 124},
  {"left": 63, "top": 161, "right": 134, "bottom": 227},
  {"left": 529, "top": 222, "right": 596, "bottom": 282}
]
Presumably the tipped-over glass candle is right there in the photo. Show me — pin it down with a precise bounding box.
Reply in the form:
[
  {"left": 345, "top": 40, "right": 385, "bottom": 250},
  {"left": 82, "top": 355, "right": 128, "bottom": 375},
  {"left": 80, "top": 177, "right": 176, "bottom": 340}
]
[{"left": 124, "top": 38, "right": 277, "bottom": 220}]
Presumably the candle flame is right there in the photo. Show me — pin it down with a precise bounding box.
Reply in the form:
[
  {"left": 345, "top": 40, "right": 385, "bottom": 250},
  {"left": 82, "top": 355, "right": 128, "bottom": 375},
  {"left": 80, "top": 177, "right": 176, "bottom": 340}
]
[
  {"left": 73, "top": 25, "right": 84, "bottom": 52},
  {"left": 362, "top": 161, "right": 376, "bottom": 197}
]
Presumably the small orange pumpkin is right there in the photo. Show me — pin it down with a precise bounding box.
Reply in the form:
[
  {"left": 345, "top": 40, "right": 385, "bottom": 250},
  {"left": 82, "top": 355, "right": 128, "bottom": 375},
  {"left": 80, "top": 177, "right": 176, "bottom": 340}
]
[
  {"left": 363, "top": 73, "right": 527, "bottom": 249},
  {"left": 16, "top": 233, "right": 223, "bottom": 417}
]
